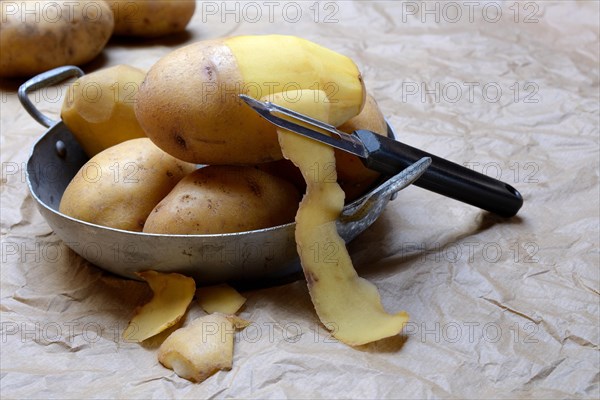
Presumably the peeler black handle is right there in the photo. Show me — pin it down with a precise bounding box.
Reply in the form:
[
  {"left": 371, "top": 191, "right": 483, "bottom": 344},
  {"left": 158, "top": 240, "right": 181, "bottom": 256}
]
[{"left": 354, "top": 130, "right": 523, "bottom": 217}]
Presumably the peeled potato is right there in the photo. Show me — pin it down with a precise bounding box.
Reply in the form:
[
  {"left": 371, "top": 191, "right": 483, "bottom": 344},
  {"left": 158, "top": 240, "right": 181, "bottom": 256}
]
[
  {"left": 135, "top": 35, "right": 365, "bottom": 165},
  {"left": 61, "top": 64, "right": 147, "bottom": 157},
  {"left": 273, "top": 90, "right": 409, "bottom": 346},
  {"left": 143, "top": 166, "right": 301, "bottom": 234},
  {"left": 59, "top": 138, "right": 196, "bottom": 232}
]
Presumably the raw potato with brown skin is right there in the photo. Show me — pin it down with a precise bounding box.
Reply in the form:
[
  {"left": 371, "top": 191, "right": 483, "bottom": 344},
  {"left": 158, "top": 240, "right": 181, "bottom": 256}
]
[
  {"left": 143, "top": 166, "right": 301, "bottom": 234},
  {"left": 0, "top": 1, "right": 114, "bottom": 78},
  {"left": 135, "top": 35, "right": 365, "bottom": 165},
  {"left": 59, "top": 138, "right": 196, "bottom": 232},
  {"left": 108, "top": 0, "right": 195, "bottom": 37}
]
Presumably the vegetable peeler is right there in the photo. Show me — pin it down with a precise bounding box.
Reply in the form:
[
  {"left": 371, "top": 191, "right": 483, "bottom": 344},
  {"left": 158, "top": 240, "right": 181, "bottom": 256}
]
[{"left": 240, "top": 95, "right": 523, "bottom": 218}]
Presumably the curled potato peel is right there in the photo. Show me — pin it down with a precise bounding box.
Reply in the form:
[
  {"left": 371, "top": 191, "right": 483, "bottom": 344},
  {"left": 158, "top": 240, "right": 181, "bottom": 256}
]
[{"left": 271, "top": 90, "right": 409, "bottom": 346}]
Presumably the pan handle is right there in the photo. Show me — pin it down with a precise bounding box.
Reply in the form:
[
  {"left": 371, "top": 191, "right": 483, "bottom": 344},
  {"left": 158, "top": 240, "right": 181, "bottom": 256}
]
[
  {"left": 340, "top": 157, "right": 432, "bottom": 222},
  {"left": 18, "top": 66, "right": 84, "bottom": 128}
]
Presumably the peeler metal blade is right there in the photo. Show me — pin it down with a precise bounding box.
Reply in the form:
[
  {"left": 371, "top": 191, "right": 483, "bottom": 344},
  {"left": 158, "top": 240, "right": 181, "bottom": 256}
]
[{"left": 239, "top": 94, "right": 368, "bottom": 158}]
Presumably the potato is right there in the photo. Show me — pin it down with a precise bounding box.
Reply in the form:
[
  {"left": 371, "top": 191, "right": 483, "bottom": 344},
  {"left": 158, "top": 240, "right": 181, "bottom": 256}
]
[
  {"left": 0, "top": 1, "right": 114, "bottom": 78},
  {"left": 108, "top": 0, "right": 195, "bottom": 37},
  {"left": 254, "top": 159, "right": 306, "bottom": 194},
  {"left": 135, "top": 35, "right": 365, "bottom": 165},
  {"left": 123, "top": 271, "right": 196, "bottom": 343},
  {"left": 275, "top": 90, "right": 409, "bottom": 346},
  {"left": 61, "top": 65, "right": 147, "bottom": 158},
  {"left": 143, "top": 166, "right": 301, "bottom": 234},
  {"left": 59, "top": 138, "right": 196, "bottom": 232},
  {"left": 336, "top": 94, "right": 389, "bottom": 201}
]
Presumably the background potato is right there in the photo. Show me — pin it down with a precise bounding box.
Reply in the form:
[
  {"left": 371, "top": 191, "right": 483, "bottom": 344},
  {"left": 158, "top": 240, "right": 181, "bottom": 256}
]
[
  {"left": 61, "top": 65, "right": 147, "bottom": 157},
  {"left": 0, "top": 1, "right": 114, "bottom": 78},
  {"left": 59, "top": 138, "right": 196, "bottom": 232},
  {"left": 143, "top": 166, "right": 301, "bottom": 234},
  {"left": 108, "top": 0, "right": 195, "bottom": 37}
]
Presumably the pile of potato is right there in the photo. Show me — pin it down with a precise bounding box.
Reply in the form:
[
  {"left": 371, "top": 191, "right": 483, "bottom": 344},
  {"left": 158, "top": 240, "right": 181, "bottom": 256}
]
[
  {"left": 0, "top": 0, "right": 196, "bottom": 78},
  {"left": 57, "top": 36, "right": 390, "bottom": 234}
]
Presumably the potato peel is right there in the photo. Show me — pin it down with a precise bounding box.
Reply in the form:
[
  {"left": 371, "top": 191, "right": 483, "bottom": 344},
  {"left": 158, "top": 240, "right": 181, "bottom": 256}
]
[
  {"left": 271, "top": 90, "right": 409, "bottom": 346},
  {"left": 158, "top": 313, "right": 250, "bottom": 383},
  {"left": 123, "top": 271, "right": 196, "bottom": 343},
  {"left": 197, "top": 284, "right": 247, "bottom": 315}
]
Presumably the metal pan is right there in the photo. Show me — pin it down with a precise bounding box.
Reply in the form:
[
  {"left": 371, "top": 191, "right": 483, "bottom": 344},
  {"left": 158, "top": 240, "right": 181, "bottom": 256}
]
[{"left": 19, "top": 66, "right": 428, "bottom": 285}]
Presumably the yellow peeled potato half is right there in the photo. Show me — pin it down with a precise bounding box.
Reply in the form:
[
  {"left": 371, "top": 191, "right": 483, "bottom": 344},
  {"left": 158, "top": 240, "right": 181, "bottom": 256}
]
[
  {"left": 143, "top": 166, "right": 301, "bottom": 234},
  {"left": 59, "top": 138, "right": 196, "bottom": 232},
  {"left": 61, "top": 65, "right": 147, "bottom": 158},
  {"left": 108, "top": 1, "right": 196, "bottom": 37},
  {"left": 135, "top": 35, "right": 365, "bottom": 165},
  {"left": 336, "top": 94, "right": 389, "bottom": 201}
]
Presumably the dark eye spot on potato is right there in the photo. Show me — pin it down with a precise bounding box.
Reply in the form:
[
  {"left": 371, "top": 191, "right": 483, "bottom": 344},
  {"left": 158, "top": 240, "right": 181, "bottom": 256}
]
[
  {"left": 204, "top": 65, "right": 213, "bottom": 81},
  {"left": 247, "top": 179, "right": 261, "bottom": 197},
  {"left": 166, "top": 171, "right": 173, "bottom": 177},
  {"left": 175, "top": 134, "right": 186, "bottom": 149}
]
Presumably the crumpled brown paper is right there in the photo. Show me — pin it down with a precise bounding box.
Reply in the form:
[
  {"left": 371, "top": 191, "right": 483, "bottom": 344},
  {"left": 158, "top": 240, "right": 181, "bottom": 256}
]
[{"left": 1, "top": 1, "right": 598, "bottom": 398}]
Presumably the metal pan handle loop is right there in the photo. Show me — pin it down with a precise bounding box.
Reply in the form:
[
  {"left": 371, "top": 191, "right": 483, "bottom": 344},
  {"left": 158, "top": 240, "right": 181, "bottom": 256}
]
[{"left": 18, "top": 66, "right": 84, "bottom": 128}]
